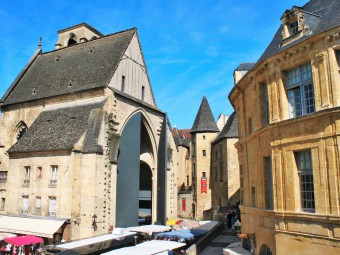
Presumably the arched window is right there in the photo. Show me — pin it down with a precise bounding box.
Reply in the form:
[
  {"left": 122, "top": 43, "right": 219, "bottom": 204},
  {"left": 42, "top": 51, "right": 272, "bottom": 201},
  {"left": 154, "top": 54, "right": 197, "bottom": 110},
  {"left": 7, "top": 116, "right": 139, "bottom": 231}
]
[
  {"left": 67, "top": 34, "right": 77, "bottom": 46},
  {"left": 16, "top": 122, "right": 28, "bottom": 140},
  {"left": 260, "top": 244, "right": 273, "bottom": 255}
]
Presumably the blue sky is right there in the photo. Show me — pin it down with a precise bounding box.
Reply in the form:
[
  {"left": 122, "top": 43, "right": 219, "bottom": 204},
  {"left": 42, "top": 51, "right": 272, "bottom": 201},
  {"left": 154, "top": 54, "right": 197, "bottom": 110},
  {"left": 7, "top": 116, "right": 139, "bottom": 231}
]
[{"left": 0, "top": 0, "right": 308, "bottom": 128}]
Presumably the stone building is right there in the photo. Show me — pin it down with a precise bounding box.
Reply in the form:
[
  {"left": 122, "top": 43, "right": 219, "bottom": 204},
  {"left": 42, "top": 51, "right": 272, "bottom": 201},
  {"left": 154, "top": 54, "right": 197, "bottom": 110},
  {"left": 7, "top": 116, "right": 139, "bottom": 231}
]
[
  {"left": 172, "top": 128, "right": 193, "bottom": 218},
  {"left": 229, "top": 0, "right": 340, "bottom": 254},
  {"left": 0, "top": 23, "right": 177, "bottom": 242},
  {"left": 211, "top": 112, "right": 239, "bottom": 209}
]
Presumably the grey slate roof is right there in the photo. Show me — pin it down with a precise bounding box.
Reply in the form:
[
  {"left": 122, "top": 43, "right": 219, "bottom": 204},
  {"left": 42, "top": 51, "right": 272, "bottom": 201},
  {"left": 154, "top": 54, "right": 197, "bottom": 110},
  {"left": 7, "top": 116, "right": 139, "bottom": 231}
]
[
  {"left": 212, "top": 112, "right": 238, "bottom": 144},
  {"left": 1, "top": 28, "right": 136, "bottom": 105},
  {"left": 8, "top": 101, "right": 105, "bottom": 153},
  {"left": 258, "top": 0, "right": 340, "bottom": 64},
  {"left": 234, "top": 63, "right": 255, "bottom": 71},
  {"left": 191, "top": 96, "right": 219, "bottom": 134}
]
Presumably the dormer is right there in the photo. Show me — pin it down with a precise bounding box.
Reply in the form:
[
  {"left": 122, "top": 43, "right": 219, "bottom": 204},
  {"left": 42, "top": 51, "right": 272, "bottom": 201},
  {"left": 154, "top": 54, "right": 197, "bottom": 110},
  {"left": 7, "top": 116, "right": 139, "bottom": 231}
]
[
  {"left": 55, "top": 23, "right": 104, "bottom": 49},
  {"left": 280, "top": 6, "right": 307, "bottom": 46}
]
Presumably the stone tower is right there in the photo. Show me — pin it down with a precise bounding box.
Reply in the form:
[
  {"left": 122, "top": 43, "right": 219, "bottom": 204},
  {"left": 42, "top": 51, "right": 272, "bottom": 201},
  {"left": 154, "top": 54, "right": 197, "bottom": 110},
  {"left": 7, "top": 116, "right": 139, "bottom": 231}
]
[{"left": 190, "top": 96, "right": 219, "bottom": 220}]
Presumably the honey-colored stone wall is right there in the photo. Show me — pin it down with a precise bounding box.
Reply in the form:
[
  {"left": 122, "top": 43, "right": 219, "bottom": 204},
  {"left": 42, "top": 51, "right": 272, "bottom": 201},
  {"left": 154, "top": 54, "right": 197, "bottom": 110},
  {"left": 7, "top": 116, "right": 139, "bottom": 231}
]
[{"left": 230, "top": 26, "right": 340, "bottom": 255}]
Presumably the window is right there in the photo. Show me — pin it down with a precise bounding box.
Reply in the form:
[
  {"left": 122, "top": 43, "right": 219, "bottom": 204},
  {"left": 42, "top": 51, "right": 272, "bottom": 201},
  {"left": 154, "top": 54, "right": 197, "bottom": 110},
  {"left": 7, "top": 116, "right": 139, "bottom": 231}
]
[
  {"left": 141, "top": 86, "right": 145, "bottom": 101},
  {"left": 248, "top": 118, "right": 253, "bottom": 134},
  {"left": 264, "top": 157, "right": 273, "bottom": 210},
  {"left": 37, "top": 167, "right": 43, "bottom": 178},
  {"left": 203, "top": 135, "right": 205, "bottom": 140},
  {"left": 22, "top": 196, "right": 29, "bottom": 215},
  {"left": 49, "top": 197, "right": 57, "bottom": 216},
  {"left": 202, "top": 150, "right": 206, "bottom": 156},
  {"left": 121, "top": 75, "right": 125, "bottom": 92},
  {"left": 186, "top": 175, "right": 189, "bottom": 186},
  {"left": 16, "top": 122, "right": 27, "bottom": 140},
  {"left": 50, "top": 165, "right": 58, "bottom": 185},
  {"left": 251, "top": 187, "right": 256, "bottom": 207},
  {"left": 24, "top": 166, "right": 30, "bottom": 183},
  {"left": 202, "top": 172, "right": 206, "bottom": 178},
  {"left": 289, "top": 21, "right": 299, "bottom": 35},
  {"left": 0, "top": 172, "right": 7, "bottom": 183},
  {"left": 35, "top": 197, "right": 41, "bottom": 214},
  {"left": 286, "top": 63, "right": 315, "bottom": 118},
  {"left": 295, "top": 150, "right": 315, "bottom": 212},
  {"left": 261, "top": 84, "right": 269, "bottom": 125}
]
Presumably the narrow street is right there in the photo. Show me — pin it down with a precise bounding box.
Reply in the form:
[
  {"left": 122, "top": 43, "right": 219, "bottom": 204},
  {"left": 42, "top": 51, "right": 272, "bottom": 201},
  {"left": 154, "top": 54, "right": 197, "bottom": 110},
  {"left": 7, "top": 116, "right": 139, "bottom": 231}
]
[{"left": 199, "top": 228, "right": 241, "bottom": 255}]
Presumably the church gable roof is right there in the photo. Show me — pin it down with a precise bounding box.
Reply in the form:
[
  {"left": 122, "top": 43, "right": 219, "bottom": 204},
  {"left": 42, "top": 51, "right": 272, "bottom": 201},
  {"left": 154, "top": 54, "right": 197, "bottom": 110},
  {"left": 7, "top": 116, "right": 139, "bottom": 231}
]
[
  {"left": 191, "top": 96, "right": 219, "bottom": 134},
  {"left": 1, "top": 28, "right": 136, "bottom": 106},
  {"left": 212, "top": 112, "right": 238, "bottom": 144},
  {"left": 8, "top": 100, "right": 105, "bottom": 154}
]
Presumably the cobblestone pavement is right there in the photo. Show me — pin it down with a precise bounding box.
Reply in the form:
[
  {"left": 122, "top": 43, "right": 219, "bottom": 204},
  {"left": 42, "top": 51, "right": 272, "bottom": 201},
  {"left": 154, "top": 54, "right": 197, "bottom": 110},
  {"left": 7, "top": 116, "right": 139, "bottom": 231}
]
[{"left": 199, "top": 228, "right": 240, "bottom": 255}]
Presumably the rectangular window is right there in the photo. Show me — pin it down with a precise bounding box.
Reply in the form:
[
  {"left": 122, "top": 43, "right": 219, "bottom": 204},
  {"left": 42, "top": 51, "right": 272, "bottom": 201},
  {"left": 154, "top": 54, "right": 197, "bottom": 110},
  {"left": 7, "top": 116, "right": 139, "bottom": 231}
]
[
  {"left": 36, "top": 197, "right": 41, "bottom": 209},
  {"left": 141, "top": 86, "right": 145, "bottom": 101},
  {"left": 248, "top": 118, "right": 253, "bottom": 134},
  {"left": 251, "top": 187, "right": 256, "bottom": 207},
  {"left": 203, "top": 135, "right": 205, "bottom": 140},
  {"left": 0, "top": 171, "right": 7, "bottom": 183},
  {"left": 290, "top": 21, "right": 299, "bottom": 35},
  {"left": 295, "top": 150, "right": 315, "bottom": 212},
  {"left": 181, "top": 198, "right": 186, "bottom": 212},
  {"left": 49, "top": 197, "right": 57, "bottom": 216},
  {"left": 286, "top": 63, "right": 315, "bottom": 118},
  {"left": 24, "top": 166, "right": 30, "bottom": 182},
  {"left": 202, "top": 150, "right": 206, "bottom": 156},
  {"left": 121, "top": 75, "right": 125, "bottom": 92},
  {"left": 50, "top": 165, "right": 58, "bottom": 185},
  {"left": 22, "top": 196, "right": 29, "bottom": 215},
  {"left": 37, "top": 167, "right": 43, "bottom": 178},
  {"left": 262, "top": 83, "right": 269, "bottom": 125},
  {"left": 186, "top": 175, "right": 189, "bottom": 186},
  {"left": 264, "top": 157, "right": 274, "bottom": 210},
  {"left": 202, "top": 172, "right": 206, "bottom": 178}
]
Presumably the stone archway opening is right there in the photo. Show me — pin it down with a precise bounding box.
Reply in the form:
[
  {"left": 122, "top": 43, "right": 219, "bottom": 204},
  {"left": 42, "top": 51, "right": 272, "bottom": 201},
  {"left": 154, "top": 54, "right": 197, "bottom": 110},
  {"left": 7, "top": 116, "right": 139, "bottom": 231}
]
[{"left": 139, "top": 162, "right": 152, "bottom": 225}]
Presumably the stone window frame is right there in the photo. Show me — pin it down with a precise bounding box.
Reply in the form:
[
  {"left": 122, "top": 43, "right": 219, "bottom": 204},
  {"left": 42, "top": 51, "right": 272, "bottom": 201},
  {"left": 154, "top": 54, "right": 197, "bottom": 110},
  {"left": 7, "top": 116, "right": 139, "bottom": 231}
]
[
  {"left": 285, "top": 62, "right": 315, "bottom": 118},
  {"left": 263, "top": 156, "right": 274, "bottom": 210},
  {"left": 295, "top": 150, "right": 315, "bottom": 213}
]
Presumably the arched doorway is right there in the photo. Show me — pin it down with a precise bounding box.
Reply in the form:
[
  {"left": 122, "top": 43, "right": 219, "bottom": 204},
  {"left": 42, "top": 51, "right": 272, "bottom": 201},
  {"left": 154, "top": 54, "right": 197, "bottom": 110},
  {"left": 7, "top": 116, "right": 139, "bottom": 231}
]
[
  {"left": 139, "top": 162, "right": 152, "bottom": 224},
  {"left": 115, "top": 112, "right": 167, "bottom": 227}
]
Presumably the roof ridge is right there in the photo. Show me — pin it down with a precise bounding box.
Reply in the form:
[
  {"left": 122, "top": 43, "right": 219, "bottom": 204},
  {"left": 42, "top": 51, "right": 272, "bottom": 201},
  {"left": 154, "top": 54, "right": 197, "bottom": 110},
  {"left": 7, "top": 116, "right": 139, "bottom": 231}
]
[{"left": 40, "top": 27, "right": 137, "bottom": 56}]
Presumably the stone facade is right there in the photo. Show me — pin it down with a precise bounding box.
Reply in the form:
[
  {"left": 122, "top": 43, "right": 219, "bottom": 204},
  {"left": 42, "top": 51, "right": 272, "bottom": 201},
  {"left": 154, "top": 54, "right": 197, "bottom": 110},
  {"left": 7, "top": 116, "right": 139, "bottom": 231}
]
[
  {"left": 229, "top": 1, "right": 340, "bottom": 254},
  {"left": 0, "top": 23, "right": 177, "bottom": 242}
]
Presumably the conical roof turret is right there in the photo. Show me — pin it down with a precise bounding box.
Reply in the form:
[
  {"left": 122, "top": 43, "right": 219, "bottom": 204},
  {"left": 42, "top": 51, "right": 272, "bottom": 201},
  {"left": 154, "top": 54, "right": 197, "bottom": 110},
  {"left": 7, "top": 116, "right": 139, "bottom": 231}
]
[{"left": 191, "top": 96, "right": 219, "bottom": 134}]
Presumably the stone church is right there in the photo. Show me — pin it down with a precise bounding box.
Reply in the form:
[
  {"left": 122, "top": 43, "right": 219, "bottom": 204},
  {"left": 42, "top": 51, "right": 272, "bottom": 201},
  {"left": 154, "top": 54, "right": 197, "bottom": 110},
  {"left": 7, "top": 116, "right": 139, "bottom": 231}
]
[{"left": 0, "top": 23, "right": 178, "bottom": 242}]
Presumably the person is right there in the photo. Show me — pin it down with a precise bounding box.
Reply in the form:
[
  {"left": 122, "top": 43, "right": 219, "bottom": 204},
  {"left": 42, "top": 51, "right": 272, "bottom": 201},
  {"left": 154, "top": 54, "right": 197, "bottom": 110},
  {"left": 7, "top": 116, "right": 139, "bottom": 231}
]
[{"left": 223, "top": 212, "right": 228, "bottom": 230}]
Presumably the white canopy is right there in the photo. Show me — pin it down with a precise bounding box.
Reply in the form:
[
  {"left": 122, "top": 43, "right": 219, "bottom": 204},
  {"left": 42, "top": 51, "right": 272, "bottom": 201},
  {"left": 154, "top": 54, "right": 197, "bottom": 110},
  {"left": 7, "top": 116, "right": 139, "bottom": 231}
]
[
  {"left": 0, "top": 232, "right": 17, "bottom": 240},
  {"left": 138, "top": 240, "right": 185, "bottom": 250},
  {"left": 102, "top": 246, "right": 167, "bottom": 255},
  {"left": 0, "top": 216, "right": 67, "bottom": 238},
  {"left": 57, "top": 232, "right": 135, "bottom": 249},
  {"left": 127, "top": 225, "right": 171, "bottom": 233}
]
